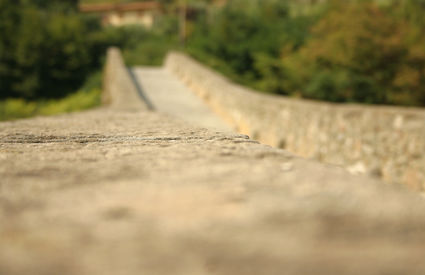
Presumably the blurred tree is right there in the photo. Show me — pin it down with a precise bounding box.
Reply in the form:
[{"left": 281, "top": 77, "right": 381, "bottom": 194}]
[
  {"left": 0, "top": 0, "right": 21, "bottom": 98},
  {"left": 23, "top": 0, "right": 78, "bottom": 11},
  {"left": 186, "top": 0, "right": 314, "bottom": 94},
  {"left": 0, "top": 0, "right": 105, "bottom": 99},
  {"left": 156, "top": 0, "right": 214, "bottom": 46},
  {"left": 282, "top": 2, "right": 425, "bottom": 105}
]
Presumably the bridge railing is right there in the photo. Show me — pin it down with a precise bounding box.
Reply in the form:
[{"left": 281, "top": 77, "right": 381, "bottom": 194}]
[
  {"left": 165, "top": 51, "right": 425, "bottom": 191},
  {"left": 103, "top": 47, "right": 149, "bottom": 111}
]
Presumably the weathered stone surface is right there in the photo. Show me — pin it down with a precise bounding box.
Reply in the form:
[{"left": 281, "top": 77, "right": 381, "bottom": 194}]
[
  {"left": 103, "top": 47, "right": 148, "bottom": 111},
  {"left": 1, "top": 108, "right": 425, "bottom": 275},
  {"left": 165, "top": 52, "right": 425, "bottom": 191},
  {"left": 1, "top": 48, "right": 425, "bottom": 275}
]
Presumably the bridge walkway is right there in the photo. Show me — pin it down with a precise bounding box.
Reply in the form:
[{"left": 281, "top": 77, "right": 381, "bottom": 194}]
[{"left": 132, "top": 67, "right": 232, "bottom": 132}]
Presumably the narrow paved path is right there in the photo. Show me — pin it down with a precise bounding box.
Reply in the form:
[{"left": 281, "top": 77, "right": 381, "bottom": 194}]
[{"left": 133, "top": 67, "right": 232, "bottom": 132}]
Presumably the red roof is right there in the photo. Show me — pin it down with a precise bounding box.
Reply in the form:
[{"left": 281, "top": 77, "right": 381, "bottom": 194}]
[{"left": 79, "top": 1, "right": 160, "bottom": 13}]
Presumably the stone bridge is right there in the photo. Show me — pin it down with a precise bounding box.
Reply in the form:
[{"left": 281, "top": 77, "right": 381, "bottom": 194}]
[
  {"left": 163, "top": 53, "right": 425, "bottom": 191},
  {"left": 0, "top": 48, "right": 425, "bottom": 275}
]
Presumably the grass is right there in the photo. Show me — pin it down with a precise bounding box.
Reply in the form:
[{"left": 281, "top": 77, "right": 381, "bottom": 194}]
[{"left": 0, "top": 72, "right": 102, "bottom": 122}]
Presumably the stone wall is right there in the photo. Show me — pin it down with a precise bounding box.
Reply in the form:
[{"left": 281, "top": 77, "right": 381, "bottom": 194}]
[
  {"left": 103, "top": 47, "right": 148, "bottom": 111},
  {"left": 165, "top": 52, "right": 425, "bottom": 190}
]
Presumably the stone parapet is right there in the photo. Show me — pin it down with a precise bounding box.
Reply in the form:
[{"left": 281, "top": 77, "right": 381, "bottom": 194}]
[
  {"left": 103, "top": 47, "right": 148, "bottom": 111},
  {"left": 2, "top": 109, "right": 425, "bottom": 275},
  {"left": 165, "top": 52, "right": 425, "bottom": 190}
]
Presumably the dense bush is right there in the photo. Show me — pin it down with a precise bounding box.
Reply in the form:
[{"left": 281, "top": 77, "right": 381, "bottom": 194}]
[
  {"left": 283, "top": 2, "right": 425, "bottom": 105},
  {"left": 0, "top": 0, "right": 107, "bottom": 99},
  {"left": 104, "top": 25, "right": 178, "bottom": 66},
  {"left": 186, "top": 0, "right": 316, "bottom": 94},
  {"left": 186, "top": 0, "right": 425, "bottom": 106},
  {"left": 0, "top": 72, "right": 101, "bottom": 121}
]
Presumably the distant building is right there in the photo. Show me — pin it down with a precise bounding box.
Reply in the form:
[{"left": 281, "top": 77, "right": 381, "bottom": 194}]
[{"left": 79, "top": 1, "right": 161, "bottom": 28}]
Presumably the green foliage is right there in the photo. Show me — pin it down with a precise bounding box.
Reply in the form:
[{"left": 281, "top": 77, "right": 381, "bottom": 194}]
[
  {"left": 3, "top": 0, "right": 424, "bottom": 110},
  {"left": 186, "top": 0, "right": 317, "bottom": 94},
  {"left": 0, "top": 0, "right": 181, "bottom": 121},
  {"left": 0, "top": 72, "right": 101, "bottom": 121},
  {"left": 96, "top": 25, "right": 179, "bottom": 66},
  {"left": 0, "top": 0, "right": 107, "bottom": 99},
  {"left": 123, "top": 36, "right": 177, "bottom": 66},
  {"left": 81, "top": 0, "right": 144, "bottom": 3},
  {"left": 283, "top": 2, "right": 425, "bottom": 105},
  {"left": 186, "top": 0, "right": 425, "bottom": 106},
  {"left": 0, "top": 99, "right": 38, "bottom": 120}
]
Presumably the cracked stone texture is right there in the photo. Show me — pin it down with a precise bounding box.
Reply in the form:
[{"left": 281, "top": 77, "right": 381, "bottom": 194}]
[{"left": 1, "top": 108, "right": 425, "bottom": 275}]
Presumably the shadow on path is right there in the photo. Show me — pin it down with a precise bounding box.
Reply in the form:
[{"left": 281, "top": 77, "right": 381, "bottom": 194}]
[{"left": 128, "top": 68, "right": 155, "bottom": 111}]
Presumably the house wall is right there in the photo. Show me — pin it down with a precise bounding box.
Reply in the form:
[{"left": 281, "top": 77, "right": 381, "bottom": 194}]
[{"left": 105, "top": 11, "right": 155, "bottom": 28}]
